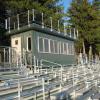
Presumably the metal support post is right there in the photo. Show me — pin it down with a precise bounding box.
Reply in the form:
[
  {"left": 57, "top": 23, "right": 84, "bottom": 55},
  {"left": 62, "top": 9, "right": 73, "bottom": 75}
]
[
  {"left": 17, "top": 14, "right": 20, "bottom": 30},
  {"left": 42, "top": 78, "right": 45, "bottom": 100},
  {"left": 50, "top": 17, "right": 53, "bottom": 31},
  {"left": 40, "top": 60, "right": 43, "bottom": 74},
  {"left": 9, "top": 47, "right": 11, "bottom": 71},
  {"left": 70, "top": 28, "right": 71, "bottom": 37},
  {"left": 72, "top": 68, "right": 76, "bottom": 100},
  {"left": 8, "top": 17, "right": 10, "bottom": 33},
  {"left": 14, "top": 22, "right": 15, "bottom": 29},
  {"left": 34, "top": 56, "right": 36, "bottom": 73},
  {"left": 74, "top": 28, "right": 76, "bottom": 39},
  {"left": 4, "top": 48, "right": 5, "bottom": 69},
  {"left": 18, "top": 79, "right": 21, "bottom": 100},
  {"left": 77, "top": 29, "right": 78, "bottom": 38},
  {"left": 64, "top": 23, "right": 66, "bottom": 36},
  {"left": 28, "top": 10, "right": 30, "bottom": 27},
  {"left": 61, "top": 65, "right": 63, "bottom": 83},
  {"left": 32, "top": 9, "right": 35, "bottom": 21},
  {"left": 42, "top": 13, "right": 44, "bottom": 28},
  {"left": 58, "top": 20, "right": 60, "bottom": 33},
  {"left": 5, "top": 19, "right": 8, "bottom": 29}
]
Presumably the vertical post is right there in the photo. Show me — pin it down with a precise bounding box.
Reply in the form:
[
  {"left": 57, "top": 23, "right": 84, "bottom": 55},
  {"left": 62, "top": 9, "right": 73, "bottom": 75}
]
[
  {"left": 61, "top": 65, "right": 63, "bottom": 83},
  {"left": 70, "top": 28, "right": 71, "bottom": 37},
  {"left": 17, "top": 14, "right": 20, "bottom": 30},
  {"left": 42, "top": 12, "right": 44, "bottom": 28},
  {"left": 8, "top": 17, "right": 10, "bottom": 33},
  {"left": 9, "top": 47, "right": 11, "bottom": 71},
  {"left": 58, "top": 20, "right": 60, "bottom": 33},
  {"left": 3, "top": 48, "right": 5, "bottom": 70},
  {"left": 28, "top": 10, "right": 30, "bottom": 27},
  {"left": 18, "top": 79, "right": 21, "bottom": 100},
  {"left": 74, "top": 28, "right": 76, "bottom": 39},
  {"left": 34, "top": 92, "right": 37, "bottom": 100},
  {"left": 32, "top": 9, "right": 35, "bottom": 21},
  {"left": 17, "top": 55, "right": 19, "bottom": 75},
  {"left": 34, "top": 56, "right": 36, "bottom": 73},
  {"left": 77, "top": 29, "right": 79, "bottom": 38},
  {"left": 14, "top": 22, "right": 15, "bottom": 29},
  {"left": 42, "top": 78, "right": 45, "bottom": 100},
  {"left": 5, "top": 19, "right": 8, "bottom": 29},
  {"left": 60, "top": 83, "right": 62, "bottom": 92},
  {"left": 72, "top": 68, "right": 76, "bottom": 100},
  {"left": 40, "top": 60, "right": 43, "bottom": 74},
  {"left": 36, "top": 59, "right": 39, "bottom": 73},
  {"left": 64, "top": 23, "right": 66, "bottom": 36},
  {"left": 66, "top": 28, "right": 68, "bottom": 35},
  {"left": 50, "top": 17, "right": 53, "bottom": 31}
]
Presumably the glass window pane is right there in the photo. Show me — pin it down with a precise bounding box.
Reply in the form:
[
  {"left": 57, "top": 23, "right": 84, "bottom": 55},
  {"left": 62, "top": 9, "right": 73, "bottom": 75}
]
[
  {"left": 50, "top": 40, "right": 54, "bottom": 53},
  {"left": 39, "top": 38, "right": 43, "bottom": 52},
  {"left": 44, "top": 39, "right": 49, "bottom": 52},
  {"left": 54, "top": 41, "right": 58, "bottom": 53},
  {"left": 27, "top": 37, "right": 31, "bottom": 51}
]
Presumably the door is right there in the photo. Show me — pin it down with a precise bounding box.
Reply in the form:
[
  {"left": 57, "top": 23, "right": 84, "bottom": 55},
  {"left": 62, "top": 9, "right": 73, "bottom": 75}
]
[{"left": 11, "top": 37, "right": 21, "bottom": 55}]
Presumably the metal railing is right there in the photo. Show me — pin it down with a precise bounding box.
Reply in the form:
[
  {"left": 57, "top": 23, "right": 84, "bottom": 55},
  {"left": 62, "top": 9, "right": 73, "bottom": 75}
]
[{"left": 5, "top": 9, "right": 78, "bottom": 39}]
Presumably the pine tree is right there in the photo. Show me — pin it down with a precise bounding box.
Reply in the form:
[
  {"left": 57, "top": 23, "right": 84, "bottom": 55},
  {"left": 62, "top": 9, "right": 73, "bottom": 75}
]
[{"left": 67, "top": 0, "right": 100, "bottom": 56}]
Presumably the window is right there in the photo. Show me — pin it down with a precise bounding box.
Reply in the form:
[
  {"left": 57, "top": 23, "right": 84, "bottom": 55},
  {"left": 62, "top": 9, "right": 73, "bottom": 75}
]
[
  {"left": 68, "top": 43, "right": 74, "bottom": 55},
  {"left": 44, "top": 39, "right": 49, "bottom": 52},
  {"left": 15, "top": 40, "right": 18, "bottom": 45},
  {"left": 61, "top": 42, "right": 64, "bottom": 54},
  {"left": 37, "top": 36, "right": 74, "bottom": 55},
  {"left": 63, "top": 43, "right": 67, "bottom": 54},
  {"left": 50, "top": 40, "right": 54, "bottom": 53},
  {"left": 54, "top": 41, "right": 58, "bottom": 54},
  {"left": 27, "top": 37, "right": 32, "bottom": 51},
  {"left": 66, "top": 43, "right": 68, "bottom": 55},
  {"left": 38, "top": 37, "right": 44, "bottom": 52}
]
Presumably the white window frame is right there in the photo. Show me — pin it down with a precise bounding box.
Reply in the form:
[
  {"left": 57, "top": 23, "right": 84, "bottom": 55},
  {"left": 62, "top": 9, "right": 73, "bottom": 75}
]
[
  {"left": 44, "top": 38, "right": 49, "bottom": 53},
  {"left": 37, "top": 36, "right": 74, "bottom": 55},
  {"left": 27, "top": 36, "right": 32, "bottom": 51}
]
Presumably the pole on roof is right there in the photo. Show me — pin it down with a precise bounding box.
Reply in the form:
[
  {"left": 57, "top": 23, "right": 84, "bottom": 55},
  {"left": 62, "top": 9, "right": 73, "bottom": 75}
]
[
  {"left": 77, "top": 29, "right": 79, "bottom": 38},
  {"left": 17, "top": 14, "right": 20, "bottom": 30},
  {"left": 58, "top": 20, "right": 60, "bottom": 33},
  {"left": 28, "top": 10, "right": 30, "bottom": 27},
  {"left": 5, "top": 19, "right": 8, "bottom": 29},
  {"left": 50, "top": 17, "right": 53, "bottom": 31},
  {"left": 66, "top": 28, "right": 68, "bottom": 35},
  {"left": 74, "top": 28, "right": 76, "bottom": 39},
  {"left": 64, "top": 23, "right": 66, "bottom": 36},
  {"left": 8, "top": 17, "right": 10, "bottom": 33},
  {"left": 32, "top": 9, "right": 35, "bottom": 21},
  {"left": 14, "top": 22, "right": 15, "bottom": 29},
  {"left": 42, "top": 13, "right": 44, "bottom": 28},
  {"left": 70, "top": 28, "right": 71, "bottom": 37}
]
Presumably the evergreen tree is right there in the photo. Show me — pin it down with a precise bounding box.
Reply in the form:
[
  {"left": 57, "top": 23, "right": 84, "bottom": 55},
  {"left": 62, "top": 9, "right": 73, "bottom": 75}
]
[
  {"left": 92, "top": 0, "right": 100, "bottom": 55},
  {"left": 67, "top": 0, "right": 100, "bottom": 56}
]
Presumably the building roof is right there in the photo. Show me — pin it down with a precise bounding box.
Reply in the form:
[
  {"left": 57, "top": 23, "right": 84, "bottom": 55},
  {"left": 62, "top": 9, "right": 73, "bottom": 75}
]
[{"left": 6, "top": 23, "right": 76, "bottom": 41}]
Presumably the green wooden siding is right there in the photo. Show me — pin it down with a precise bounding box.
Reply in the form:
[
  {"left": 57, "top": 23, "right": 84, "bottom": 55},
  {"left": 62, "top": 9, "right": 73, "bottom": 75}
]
[{"left": 11, "top": 29, "right": 76, "bottom": 65}]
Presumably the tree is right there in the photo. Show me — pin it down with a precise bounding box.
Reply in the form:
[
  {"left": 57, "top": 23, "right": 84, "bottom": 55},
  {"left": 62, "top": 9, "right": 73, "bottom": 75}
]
[
  {"left": 67, "top": 0, "right": 100, "bottom": 57},
  {"left": 0, "top": 0, "right": 64, "bottom": 45},
  {"left": 92, "top": 0, "right": 100, "bottom": 55}
]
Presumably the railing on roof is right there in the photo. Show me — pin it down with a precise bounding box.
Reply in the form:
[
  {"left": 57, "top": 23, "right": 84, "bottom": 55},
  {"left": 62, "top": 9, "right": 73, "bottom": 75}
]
[{"left": 5, "top": 9, "right": 78, "bottom": 39}]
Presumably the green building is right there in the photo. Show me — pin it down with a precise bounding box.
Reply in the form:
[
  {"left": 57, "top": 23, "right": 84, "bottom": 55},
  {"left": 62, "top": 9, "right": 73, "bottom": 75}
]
[{"left": 5, "top": 10, "right": 78, "bottom": 65}]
